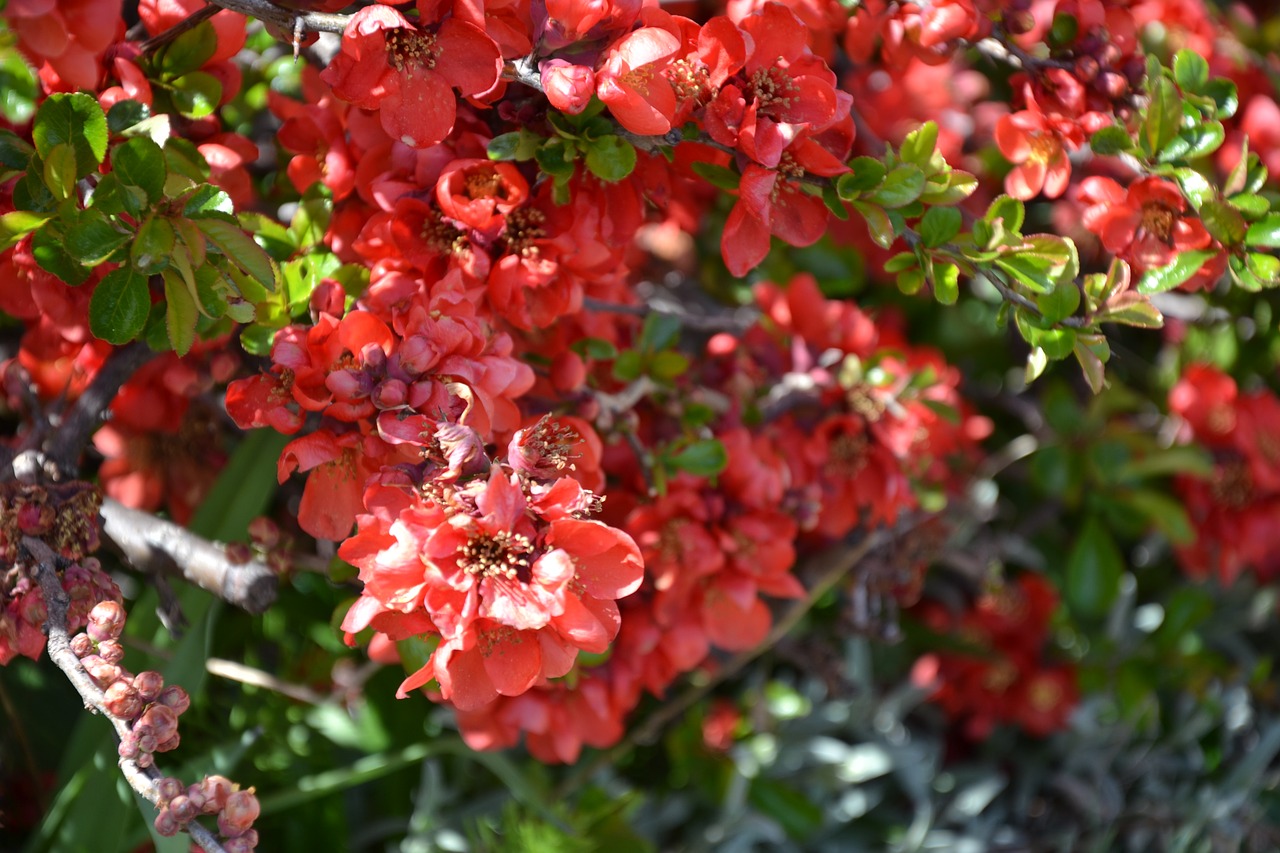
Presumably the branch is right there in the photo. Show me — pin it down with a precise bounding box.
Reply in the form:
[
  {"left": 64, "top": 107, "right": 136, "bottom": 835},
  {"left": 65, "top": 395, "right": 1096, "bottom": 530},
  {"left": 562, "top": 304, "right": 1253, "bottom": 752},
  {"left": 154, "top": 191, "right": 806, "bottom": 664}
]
[
  {"left": 100, "top": 498, "right": 278, "bottom": 614},
  {"left": 138, "top": 5, "right": 220, "bottom": 54},
  {"left": 47, "top": 342, "right": 155, "bottom": 474},
  {"left": 204, "top": 0, "right": 349, "bottom": 34},
  {"left": 21, "top": 536, "right": 228, "bottom": 853}
]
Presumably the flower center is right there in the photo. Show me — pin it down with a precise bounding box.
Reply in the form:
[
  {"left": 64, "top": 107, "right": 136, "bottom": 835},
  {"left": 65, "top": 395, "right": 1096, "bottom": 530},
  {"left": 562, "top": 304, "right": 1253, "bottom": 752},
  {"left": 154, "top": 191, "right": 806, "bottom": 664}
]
[
  {"left": 421, "top": 211, "right": 467, "bottom": 255},
  {"left": 1140, "top": 203, "right": 1176, "bottom": 242},
  {"left": 667, "top": 58, "right": 711, "bottom": 103},
  {"left": 1027, "top": 676, "right": 1062, "bottom": 711},
  {"left": 460, "top": 531, "right": 534, "bottom": 581},
  {"left": 503, "top": 208, "right": 546, "bottom": 257},
  {"left": 621, "top": 65, "right": 654, "bottom": 95},
  {"left": 749, "top": 65, "right": 798, "bottom": 113},
  {"left": 1027, "top": 132, "right": 1058, "bottom": 165},
  {"left": 1209, "top": 457, "right": 1252, "bottom": 508},
  {"left": 465, "top": 170, "right": 503, "bottom": 199},
  {"left": 385, "top": 29, "right": 438, "bottom": 74},
  {"left": 830, "top": 431, "right": 868, "bottom": 475}
]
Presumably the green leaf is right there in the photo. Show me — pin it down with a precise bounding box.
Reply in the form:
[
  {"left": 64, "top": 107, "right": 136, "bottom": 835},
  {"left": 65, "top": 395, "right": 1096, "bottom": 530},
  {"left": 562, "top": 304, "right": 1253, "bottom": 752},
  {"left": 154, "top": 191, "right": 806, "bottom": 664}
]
[
  {"left": 89, "top": 267, "right": 151, "bottom": 344},
  {"left": 884, "top": 251, "right": 918, "bottom": 273},
  {"left": 1015, "top": 311, "right": 1076, "bottom": 359},
  {"left": 1036, "top": 277, "right": 1081, "bottom": 324},
  {"left": 899, "top": 121, "right": 938, "bottom": 167},
  {"left": 932, "top": 260, "right": 959, "bottom": 305},
  {"left": 164, "top": 137, "right": 210, "bottom": 181},
  {"left": 132, "top": 216, "right": 175, "bottom": 275},
  {"left": 583, "top": 135, "right": 636, "bottom": 183},
  {"left": 182, "top": 183, "right": 234, "bottom": 218},
  {"left": 486, "top": 129, "right": 540, "bottom": 161},
  {"left": 156, "top": 20, "right": 219, "bottom": 78},
  {"left": 170, "top": 71, "right": 222, "bottom": 119},
  {"left": 1089, "top": 124, "right": 1132, "bottom": 156},
  {"left": 1198, "top": 198, "right": 1246, "bottom": 245},
  {"left": 835, "top": 156, "right": 886, "bottom": 197},
  {"left": 1125, "top": 489, "right": 1195, "bottom": 544},
  {"left": 32, "top": 92, "right": 108, "bottom": 177},
  {"left": 162, "top": 269, "right": 198, "bottom": 356},
  {"left": 1073, "top": 333, "right": 1110, "bottom": 395},
  {"left": 0, "top": 48, "right": 38, "bottom": 125},
  {"left": 572, "top": 337, "right": 618, "bottom": 360},
  {"left": 1228, "top": 192, "right": 1270, "bottom": 219},
  {"left": 638, "top": 312, "right": 681, "bottom": 352},
  {"left": 91, "top": 173, "right": 146, "bottom": 218},
  {"left": 1159, "top": 121, "right": 1225, "bottom": 162},
  {"left": 749, "top": 779, "right": 822, "bottom": 841},
  {"left": 196, "top": 217, "right": 277, "bottom": 290},
  {"left": 41, "top": 142, "right": 78, "bottom": 199},
  {"left": 1065, "top": 516, "right": 1125, "bottom": 619},
  {"left": 995, "top": 235, "right": 1077, "bottom": 294},
  {"left": 668, "top": 439, "right": 728, "bottom": 477},
  {"left": 920, "top": 169, "right": 978, "bottom": 204},
  {"left": 0, "top": 129, "right": 34, "bottom": 171},
  {"left": 1101, "top": 295, "right": 1163, "bottom": 328},
  {"left": 1136, "top": 249, "right": 1217, "bottom": 293},
  {"left": 1245, "top": 251, "right": 1280, "bottom": 285},
  {"left": 0, "top": 210, "right": 50, "bottom": 251},
  {"left": 1025, "top": 346, "right": 1048, "bottom": 383},
  {"left": 106, "top": 99, "right": 151, "bottom": 135},
  {"left": 690, "top": 161, "right": 740, "bottom": 191},
  {"left": 31, "top": 227, "right": 92, "bottom": 285},
  {"left": 852, "top": 200, "right": 895, "bottom": 249},
  {"left": 821, "top": 184, "right": 849, "bottom": 220},
  {"left": 869, "top": 163, "right": 926, "bottom": 208},
  {"left": 649, "top": 350, "right": 689, "bottom": 381},
  {"left": 983, "top": 194, "right": 1025, "bottom": 234},
  {"left": 612, "top": 349, "right": 644, "bottom": 382},
  {"left": 918, "top": 205, "right": 961, "bottom": 248},
  {"left": 1203, "top": 77, "right": 1238, "bottom": 119},
  {"left": 1115, "top": 446, "right": 1214, "bottom": 481},
  {"left": 1173, "top": 50, "right": 1209, "bottom": 93},
  {"left": 896, "top": 266, "right": 925, "bottom": 295},
  {"left": 1141, "top": 76, "right": 1182, "bottom": 159},
  {"left": 1245, "top": 213, "right": 1280, "bottom": 248},
  {"left": 1171, "top": 167, "right": 1213, "bottom": 209},
  {"left": 66, "top": 210, "right": 131, "bottom": 265},
  {"left": 112, "top": 137, "right": 167, "bottom": 204},
  {"left": 534, "top": 138, "right": 577, "bottom": 182}
]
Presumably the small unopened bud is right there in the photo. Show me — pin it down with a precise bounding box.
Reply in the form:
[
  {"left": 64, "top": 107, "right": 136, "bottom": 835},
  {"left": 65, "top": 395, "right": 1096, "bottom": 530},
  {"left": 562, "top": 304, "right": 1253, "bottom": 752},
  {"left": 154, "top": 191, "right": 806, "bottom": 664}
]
[
  {"left": 541, "top": 59, "right": 595, "bottom": 115},
  {"left": 81, "top": 655, "right": 121, "bottom": 688},
  {"left": 154, "top": 806, "right": 179, "bottom": 837},
  {"left": 133, "top": 670, "right": 164, "bottom": 702},
  {"left": 97, "top": 639, "right": 125, "bottom": 665},
  {"left": 118, "top": 731, "right": 140, "bottom": 760},
  {"left": 185, "top": 786, "right": 208, "bottom": 814},
  {"left": 157, "top": 685, "right": 190, "bottom": 715},
  {"left": 70, "top": 633, "right": 94, "bottom": 658},
  {"left": 154, "top": 732, "right": 181, "bottom": 753},
  {"left": 247, "top": 517, "right": 281, "bottom": 550},
  {"left": 136, "top": 751, "right": 154, "bottom": 769},
  {"left": 169, "top": 794, "right": 197, "bottom": 824},
  {"left": 199, "top": 775, "right": 234, "bottom": 812},
  {"left": 225, "top": 542, "right": 254, "bottom": 565},
  {"left": 103, "top": 681, "right": 143, "bottom": 720},
  {"left": 140, "top": 704, "right": 179, "bottom": 741},
  {"left": 157, "top": 776, "right": 184, "bottom": 802},
  {"left": 87, "top": 600, "right": 126, "bottom": 642},
  {"left": 222, "top": 834, "right": 259, "bottom": 853},
  {"left": 218, "top": 789, "right": 260, "bottom": 836}
]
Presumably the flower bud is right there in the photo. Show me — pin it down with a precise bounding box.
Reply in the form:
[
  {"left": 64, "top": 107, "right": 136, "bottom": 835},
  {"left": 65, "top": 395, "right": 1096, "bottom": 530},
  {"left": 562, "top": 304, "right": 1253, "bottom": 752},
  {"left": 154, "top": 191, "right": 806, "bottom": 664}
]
[
  {"left": 199, "top": 775, "right": 234, "bottom": 812},
  {"left": 247, "top": 517, "right": 281, "bottom": 550},
  {"left": 70, "top": 632, "right": 94, "bottom": 658},
  {"left": 222, "top": 834, "right": 259, "bottom": 853},
  {"left": 154, "top": 806, "right": 179, "bottom": 837},
  {"left": 169, "top": 794, "right": 197, "bottom": 824},
  {"left": 81, "top": 655, "right": 121, "bottom": 688},
  {"left": 158, "top": 685, "right": 191, "bottom": 715},
  {"left": 155, "top": 732, "right": 181, "bottom": 753},
  {"left": 218, "top": 789, "right": 260, "bottom": 836},
  {"left": 185, "top": 785, "right": 208, "bottom": 814},
  {"left": 97, "top": 639, "right": 125, "bottom": 665},
  {"left": 118, "top": 731, "right": 140, "bottom": 760},
  {"left": 87, "top": 600, "right": 126, "bottom": 642},
  {"left": 541, "top": 60, "right": 596, "bottom": 115},
  {"left": 103, "top": 681, "right": 143, "bottom": 720},
  {"left": 141, "top": 704, "right": 179, "bottom": 741},
  {"left": 157, "top": 776, "right": 184, "bottom": 802},
  {"left": 133, "top": 670, "right": 164, "bottom": 702}
]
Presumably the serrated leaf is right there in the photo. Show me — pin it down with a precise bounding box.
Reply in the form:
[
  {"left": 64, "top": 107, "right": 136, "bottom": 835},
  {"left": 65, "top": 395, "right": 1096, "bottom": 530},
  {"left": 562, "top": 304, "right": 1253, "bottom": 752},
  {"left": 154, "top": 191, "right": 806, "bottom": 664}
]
[
  {"left": 899, "top": 121, "right": 938, "bottom": 167},
  {"left": 1159, "top": 121, "right": 1225, "bottom": 162},
  {"left": 32, "top": 92, "right": 107, "bottom": 177},
  {"left": 91, "top": 172, "right": 146, "bottom": 218},
  {"left": 583, "top": 135, "right": 636, "bottom": 183},
  {"left": 1171, "top": 167, "right": 1213, "bottom": 209},
  {"left": 669, "top": 439, "right": 728, "bottom": 477},
  {"left": 1173, "top": 50, "right": 1209, "bottom": 93},
  {"left": 132, "top": 216, "right": 175, "bottom": 275},
  {"left": 932, "top": 260, "right": 959, "bottom": 305},
  {"left": 487, "top": 129, "right": 540, "bottom": 161},
  {"left": 162, "top": 269, "right": 198, "bottom": 355},
  {"left": 1015, "top": 310, "right": 1076, "bottom": 358},
  {"left": 164, "top": 137, "right": 211, "bottom": 182},
  {"left": 1101, "top": 294, "right": 1163, "bottom": 328},
  {"left": 112, "top": 137, "right": 167, "bottom": 204},
  {"left": 983, "top": 194, "right": 1025, "bottom": 234},
  {"left": 1245, "top": 251, "right": 1280, "bottom": 285},
  {"left": 31, "top": 227, "right": 91, "bottom": 285},
  {"left": 1199, "top": 198, "right": 1247, "bottom": 245},
  {"left": 918, "top": 206, "right": 961, "bottom": 248},
  {"left": 1204, "top": 78, "right": 1238, "bottom": 119},
  {"left": 170, "top": 71, "right": 222, "bottom": 119},
  {"left": 1228, "top": 192, "right": 1270, "bottom": 219},
  {"left": 0, "top": 210, "right": 51, "bottom": 251},
  {"left": 89, "top": 267, "right": 150, "bottom": 344},
  {"left": 1142, "top": 76, "right": 1182, "bottom": 158},
  {"left": 920, "top": 169, "right": 978, "bottom": 204},
  {"left": 1066, "top": 516, "right": 1124, "bottom": 618},
  {"left": 1136, "top": 250, "right": 1217, "bottom": 293},
  {"left": 836, "top": 157, "right": 886, "bottom": 197},
  {"left": 66, "top": 211, "right": 130, "bottom": 265},
  {"left": 156, "top": 19, "right": 218, "bottom": 78},
  {"left": 1245, "top": 213, "right": 1280, "bottom": 248},
  {"left": 0, "top": 130, "right": 34, "bottom": 171},
  {"left": 870, "top": 164, "right": 926, "bottom": 208},
  {"left": 106, "top": 99, "right": 150, "bottom": 135},
  {"left": 1036, "top": 277, "right": 1081, "bottom": 323},
  {"left": 41, "top": 142, "right": 78, "bottom": 199},
  {"left": 195, "top": 218, "right": 276, "bottom": 290}
]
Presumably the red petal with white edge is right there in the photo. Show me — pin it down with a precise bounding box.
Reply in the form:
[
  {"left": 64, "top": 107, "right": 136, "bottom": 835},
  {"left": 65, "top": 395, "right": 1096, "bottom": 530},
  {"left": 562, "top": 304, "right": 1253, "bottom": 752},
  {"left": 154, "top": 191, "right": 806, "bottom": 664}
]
[
  {"left": 340, "top": 595, "right": 385, "bottom": 636},
  {"left": 611, "top": 26, "right": 680, "bottom": 69},
  {"left": 379, "top": 70, "right": 455, "bottom": 149},
  {"left": 434, "top": 19, "right": 502, "bottom": 96},
  {"left": 549, "top": 518, "right": 644, "bottom": 599}
]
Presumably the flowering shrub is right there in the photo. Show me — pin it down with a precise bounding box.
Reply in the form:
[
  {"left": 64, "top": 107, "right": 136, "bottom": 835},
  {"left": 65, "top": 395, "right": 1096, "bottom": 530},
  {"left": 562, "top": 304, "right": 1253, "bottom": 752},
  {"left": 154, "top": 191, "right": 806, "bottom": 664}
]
[{"left": 2, "top": 0, "right": 1280, "bottom": 849}]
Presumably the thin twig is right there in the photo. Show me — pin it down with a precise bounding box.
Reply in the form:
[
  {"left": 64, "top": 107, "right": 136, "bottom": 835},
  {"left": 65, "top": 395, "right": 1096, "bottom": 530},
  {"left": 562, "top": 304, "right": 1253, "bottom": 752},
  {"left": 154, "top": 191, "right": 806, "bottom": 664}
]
[
  {"left": 21, "top": 536, "right": 228, "bottom": 853},
  {"left": 138, "top": 5, "right": 220, "bottom": 54},
  {"left": 206, "top": 657, "right": 325, "bottom": 704},
  {"left": 48, "top": 343, "right": 155, "bottom": 473},
  {"left": 582, "top": 297, "right": 758, "bottom": 333},
  {"left": 205, "top": 0, "right": 349, "bottom": 34},
  {"left": 100, "top": 498, "right": 279, "bottom": 614}
]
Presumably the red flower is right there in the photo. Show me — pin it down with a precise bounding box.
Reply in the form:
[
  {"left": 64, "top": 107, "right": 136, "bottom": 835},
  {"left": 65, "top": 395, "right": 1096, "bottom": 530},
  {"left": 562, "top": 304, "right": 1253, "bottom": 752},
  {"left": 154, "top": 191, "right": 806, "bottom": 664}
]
[
  {"left": 597, "top": 27, "right": 681, "bottom": 135},
  {"left": 995, "top": 108, "right": 1072, "bottom": 200},
  {"left": 320, "top": 4, "right": 501, "bottom": 149}
]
